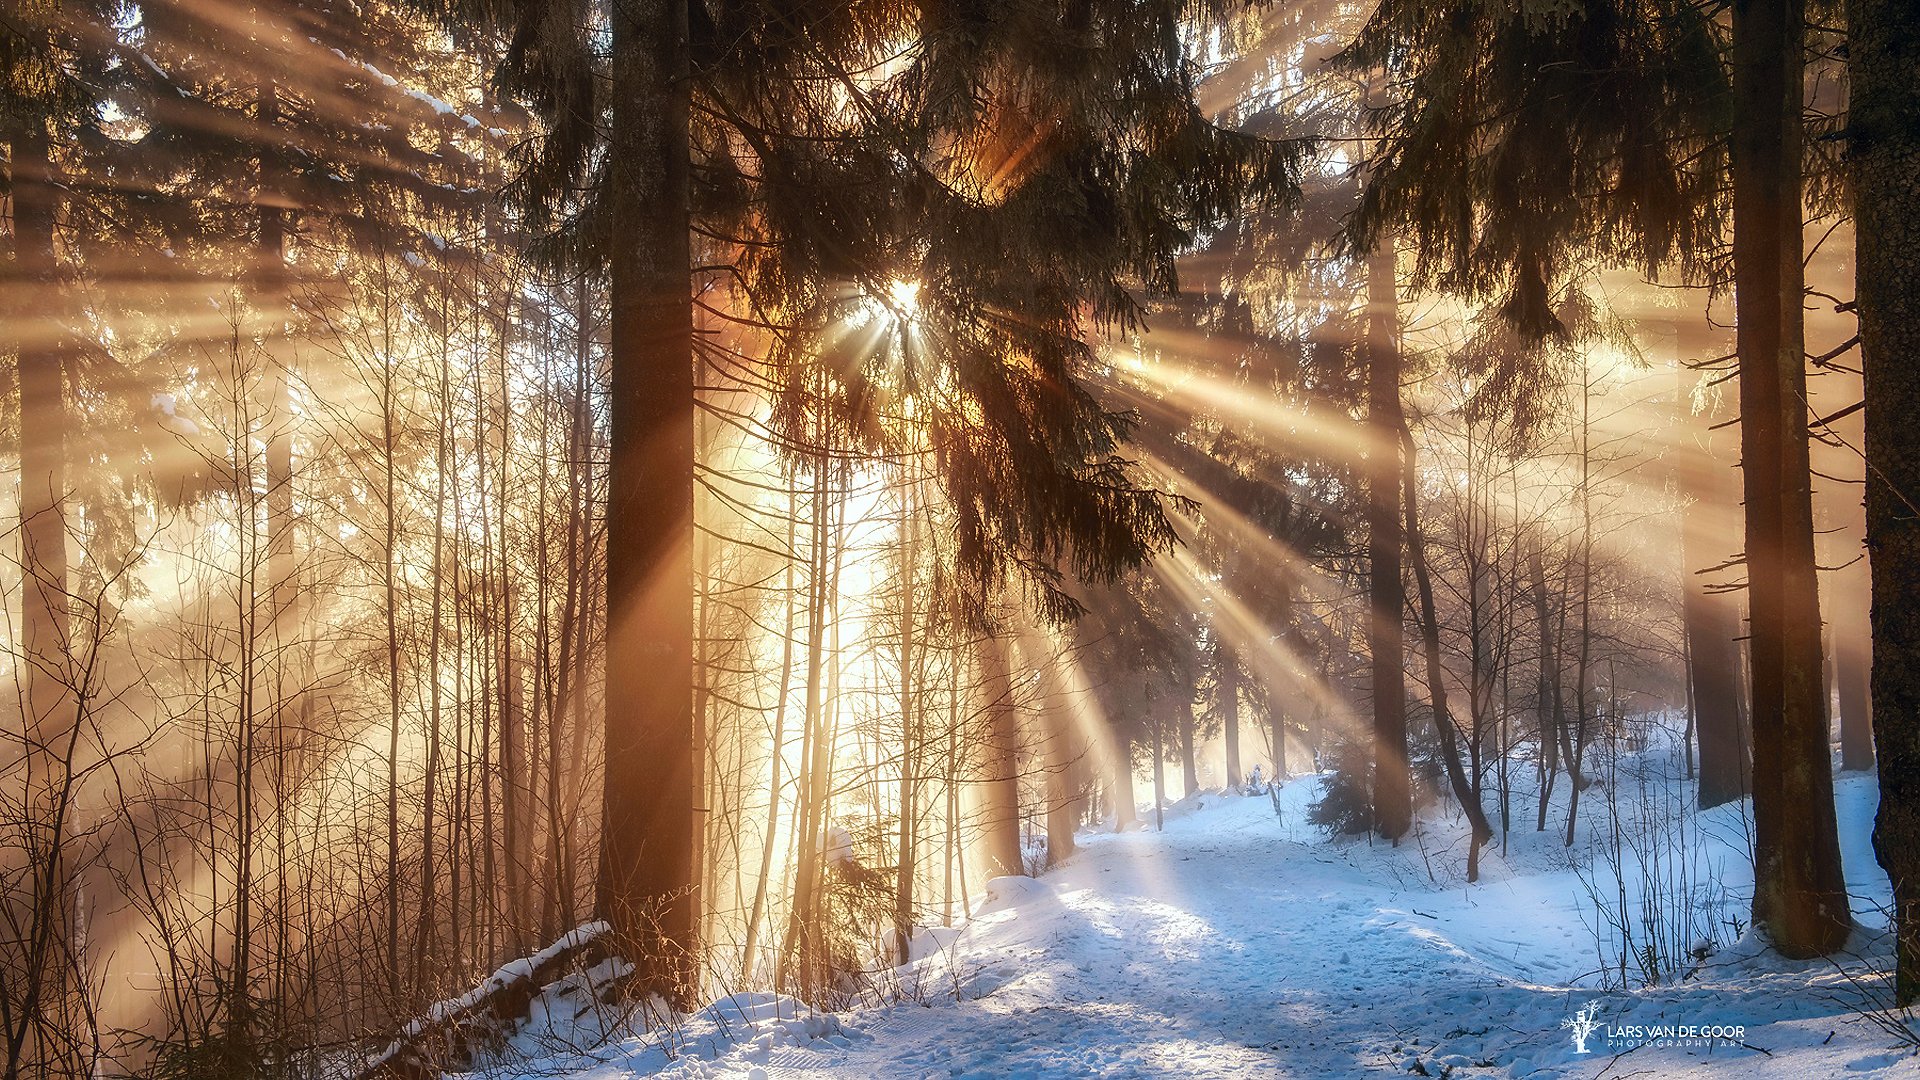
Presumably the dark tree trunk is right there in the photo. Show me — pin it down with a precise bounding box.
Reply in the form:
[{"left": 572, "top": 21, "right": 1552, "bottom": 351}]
[
  {"left": 1678, "top": 368, "right": 1753, "bottom": 807},
  {"left": 1731, "top": 0, "right": 1848, "bottom": 957},
  {"left": 1837, "top": 635, "right": 1873, "bottom": 772},
  {"left": 594, "top": 0, "right": 699, "bottom": 999},
  {"left": 1367, "top": 243, "right": 1412, "bottom": 841},
  {"left": 1530, "top": 547, "right": 1562, "bottom": 832},
  {"left": 1851, "top": 0, "right": 1920, "bottom": 1003}
]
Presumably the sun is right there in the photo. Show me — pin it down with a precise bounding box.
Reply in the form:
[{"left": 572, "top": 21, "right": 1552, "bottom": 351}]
[{"left": 888, "top": 278, "right": 921, "bottom": 319}]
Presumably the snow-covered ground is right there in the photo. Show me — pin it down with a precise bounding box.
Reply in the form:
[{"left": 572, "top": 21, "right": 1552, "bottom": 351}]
[{"left": 484, "top": 756, "right": 1917, "bottom": 1078}]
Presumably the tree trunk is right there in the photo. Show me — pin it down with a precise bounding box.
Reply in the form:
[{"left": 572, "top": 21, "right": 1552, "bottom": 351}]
[
  {"left": 1401, "top": 425, "right": 1494, "bottom": 872},
  {"left": 1037, "top": 646, "right": 1081, "bottom": 866},
  {"left": 1111, "top": 738, "right": 1139, "bottom": 831},
  {"left": 740, "top": 481, "right": 799, "bottom": 985},
  {"left": 977, "top": 641, "right": 1025, "bottom": 877},
  {"left": 595, "top": 0, "right": 699, "bottom": 999},
  {"left": 1836, "top": 634, "right": 1873, "bottom": 772},
  {"left": 776, "top": 460, "right": 833, "bottom": 994},
  {"left": 1530, "top": 547, "right": 1562, "bottom": 832},
  {"left": 1852, "top": 0, "right": 1920, "bottom": 1002},
  {"left": 1678, "top": 368, "right": 1754, "bottom": 807},
  {"left": 1218, "top": 644, "right": 1242, "bottom": 789},
  {"left": 258, "top": 68, "right": 299, "bottom": 1042},
  {"left": 1151, "top": 710, "right": 1167, "bottom": 832},
  {"left": 1367, "top": 242, "right": 1412, "bottom": 841},
  {"left": 1732, "top": 0, "right": 1848, "bottom": 957},
  {"left": 8, "top": 111, "right": 76, "bottom": 1080},
  {"left": 893, "top": 490, "right": 921, "bottom": 959},
  {"left": 1179, "top": 692, "right": 1200, "bottom": 796}
]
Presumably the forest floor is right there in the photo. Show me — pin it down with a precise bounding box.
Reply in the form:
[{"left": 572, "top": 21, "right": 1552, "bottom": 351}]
[{"left": 488, "top": 752, "right": 1916, "bottom": 1079}]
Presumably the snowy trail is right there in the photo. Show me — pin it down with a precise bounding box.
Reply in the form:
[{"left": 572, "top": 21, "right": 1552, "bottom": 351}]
[
  {"left": 733, "top": 789, "right": 1584, "bottom": 1079},
  {"left": 510, "top": 769, "right": 1912, "bottom": 1079}
]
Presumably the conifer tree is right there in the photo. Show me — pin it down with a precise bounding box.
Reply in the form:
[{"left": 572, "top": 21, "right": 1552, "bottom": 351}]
[
  {"left": 440, "top": 0, "right": 1303, "bottom": 996},
  {"left": 1851, "top": 0, "right": 1920, "bottom": 1003},
  {"left": 1335, "top": 0, "right": 1848, "bottom": 956}
]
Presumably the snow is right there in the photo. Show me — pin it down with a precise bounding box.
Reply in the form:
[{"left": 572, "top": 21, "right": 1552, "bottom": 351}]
[
  {"left": 479, "top": 758, "right": 1916, "bottom": 1079},
  {"left": 150, "top": 392, "right": 198, "bottom": 436},
  {"left": 327, "top": 47, "right": 484, "bottom": 130},
  {"left": 361, "top": 921, "right": 613, "bottom": 1073}
]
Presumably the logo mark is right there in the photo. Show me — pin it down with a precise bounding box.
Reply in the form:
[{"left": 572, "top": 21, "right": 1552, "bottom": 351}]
[{"left": 1562, "top": 1001, "right": 1603, "bottom": 1054}]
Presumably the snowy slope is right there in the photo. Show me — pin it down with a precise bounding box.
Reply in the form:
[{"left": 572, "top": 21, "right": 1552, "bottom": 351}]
[{"left": 486, "top": 761, "right": 1916, "bottom": 1079}]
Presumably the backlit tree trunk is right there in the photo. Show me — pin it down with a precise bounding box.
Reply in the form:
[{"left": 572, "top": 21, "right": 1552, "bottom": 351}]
[
  {"left": 1677, "top": 367, "right": 1752, "bottom": 808},
  {"left": 977, "top": 641, "right": 1025, "bottom": 877},
  {"left": 595, "top": 0, "right": 699, "bottom": 999},
  {"left": 1218, "top": 644, "right": 1243, "bottom": 789},
  {"left": 1732, "top": 0, "right": 1848, "bottom": 957}
]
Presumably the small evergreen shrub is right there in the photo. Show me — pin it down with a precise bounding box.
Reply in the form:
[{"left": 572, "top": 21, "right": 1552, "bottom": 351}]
[{"left": 1308, "top": 738, "right": 1375, "bottom": 835}]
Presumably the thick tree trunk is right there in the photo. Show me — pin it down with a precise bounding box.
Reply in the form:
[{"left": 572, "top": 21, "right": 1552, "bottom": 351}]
[
  {"left": 1836, "top": 634, "right": 1873, "bottom": 772},
  {"left": 1731, "top": 0, "right": 1848, "bottom": 957},
  {"left": 595, "top": 0, "right": 699, "bottom": 999},
  {"left": 1827, "top": 634, "right": 1873, "bottom": 768},
  {"left": 1367, "top": 243, "right": 1412, "bottom": 841},
  {"left": 1111, "top": 738, "right": 1139, "bottom": 830},
  {"left": 1218, "top": 644, "right": 1242, "bottom": 789},
  {"left": 977, "top": 641, "right": 1025, "bottom": 877},
  {"left": 1851, "top": 0, "right": 1920, "bottom": 1003},
  {"left": 1678, "top": 368, "right": 1753, "bottom": 807},
  {"left": 1035, "top": 647, "right": 1081, "bottom": 866},
  {"left": 1043, "top": 732, "right": 1078, "bottom": 866}
]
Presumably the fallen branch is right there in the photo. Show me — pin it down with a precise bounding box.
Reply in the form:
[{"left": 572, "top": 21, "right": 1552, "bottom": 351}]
[{"left": 353, "top": 921, "right": 615, "bottom": 1080}]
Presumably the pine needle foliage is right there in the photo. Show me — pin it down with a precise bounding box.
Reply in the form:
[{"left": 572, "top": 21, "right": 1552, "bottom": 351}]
[
  {"left": 432, "top": 0, "right": 1311, "bottom": 623},
  {"left": 1334, "top": 0, "right": 1730, "bottom": 338}
]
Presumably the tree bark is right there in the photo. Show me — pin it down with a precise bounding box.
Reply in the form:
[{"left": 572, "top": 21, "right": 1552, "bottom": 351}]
[
  {"left": 1836, "top": 633, "right": 1873, "bottom": 772},
  {"left": 1677, "top": 366, "right": 1753, "bottom": 807},
  {"left": 1367, "top": 242, "right": 1412, "bottom": 841},
  {"left": 977, "top": 641, "right": 1025, "bottom": 877},
  {"left": 740, "top": 481, "right": 799, "bottom": 985},
  {"left": 1178, "top": 691, "right": 1200, "bottom": 796},
  {"left": 595, "top": 0, "right": 699, "bottom": 999},
  {"left": 1732, "top": 0, "right": 1849, "bottom": 957},
  {"left": 1851, "top": 0, "right": 1920, "bottom": 1002},
  {"left": 1218, "top": 643, "right": 1242, "bottom": 789},
  {"left": 1111, "top": 737, "right": 1139, "bottom": 831},
  {"left": 893, "top": 489, "right": 921, "bottom": 959},
  {"left": 1529, "top": 547, "right": 1562, "bottom": 832}
]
